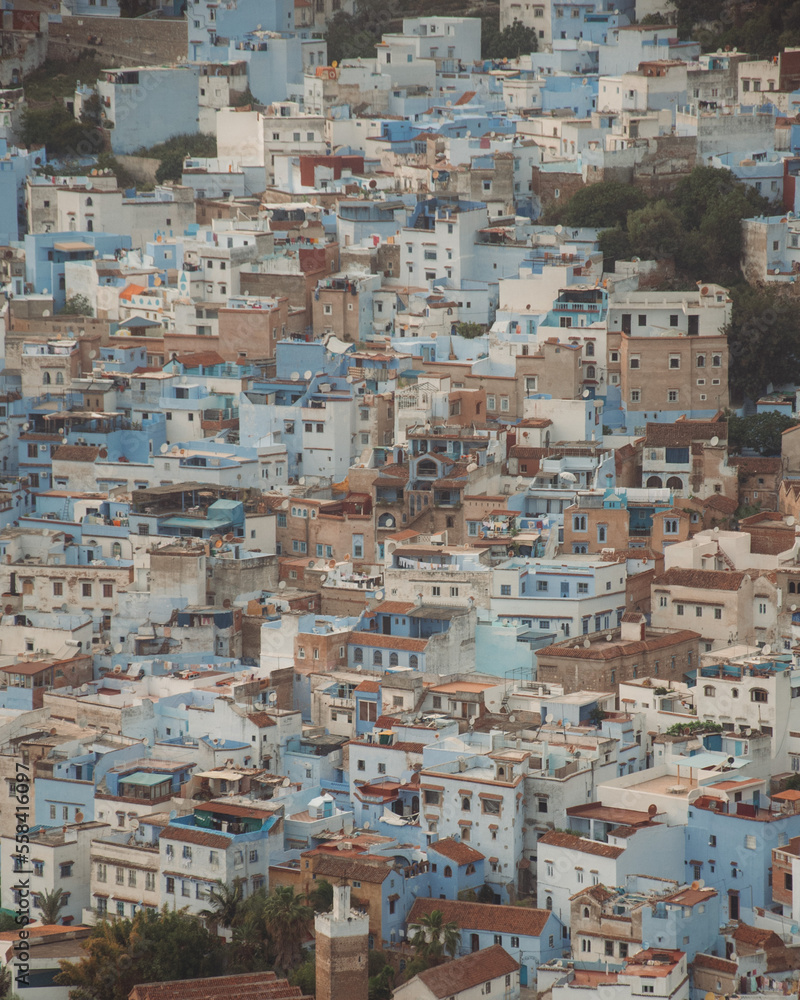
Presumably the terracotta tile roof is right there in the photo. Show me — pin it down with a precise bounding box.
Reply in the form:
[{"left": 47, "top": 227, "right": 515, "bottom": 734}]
[
  {"left": 120, "top": 283, "right": 146, "bottom": 300},
  {"left": 733, "top": 924, "right": 784, "bottom": 949},
  {"left": 372, "top": 601, "right": 416, "bottom": 615},
  {"left": 175, "top": 351, "right": 227, "bottom": 368},
  {"left": 128, "top": 971, "right": 310, "bottom": 1000},
  {"left": 645, "top": 420, "right": 726, "bottom": 447},
  {"left": 730, "top": 456, "right": 781, "bottom": 474},
  {"left": 621, "top": 612, "right": 645, "bottom": 624},
  {"left": 407, "top": 898, "right": 552, "bottom": 937},
  {"left": 354, "top": 680, "right": 381, "bottom": 693},
  {"left": 415, "top": 945, "right": 518, "bottom": 997},
  {"left": 351, "top": 740, "right": 426, "bottom": 754},
  {"left": 427, "top": 838, "right": 485, "bottom": 865},
  {"left": 52, "top": 445, "right": 101, "bottom": 462},
  {"left": 703, "top": 494, "right": 738, "bottom": 514},
  {"left": 349, "top": 633, "right": 427, "bottom": 652},
  {"left": 569, "top": 884, "right": 617, "bottom": 903},
  {"left": 247, "top": 712, "right": 277, "bottom": 727},
  {"left": 159, "top": 825, "right": 231, "bottom": 849},
  {"left": 693, "top": 954, "right": 738, "bottom": 974},
  {"left": 652, "top": 568, "right": 746, "bottom": 591},
  {"left": 537, "top": 831, "right": 625, "bottom": 858},
  {"left": 537, "top": 629, "right": 699, "bottom": 661},
  {"left": 312, "top": 855, "right": 391, "bottom": 883}
]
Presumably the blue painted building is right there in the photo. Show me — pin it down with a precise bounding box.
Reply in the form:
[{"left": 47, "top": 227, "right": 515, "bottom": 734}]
[{"left": 24, "top": 231, "right": 132, "bottom": 310}]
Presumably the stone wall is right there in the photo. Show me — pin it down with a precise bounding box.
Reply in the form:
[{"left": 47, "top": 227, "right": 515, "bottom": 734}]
[{"left": 48, "top": 14, "right": 187, "bottom": 67}]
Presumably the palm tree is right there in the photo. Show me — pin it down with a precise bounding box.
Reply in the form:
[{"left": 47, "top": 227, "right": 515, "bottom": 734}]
[
  {"left": 36, "top": 887, "right": 67, "bottom": 925},
  {"left": 306, "top": 878, "right": 334, "bottom": 912},
  {"left": 263, "top": 886, "right": 313, "bottom": 975},
  {"left": 200, "top": 880, "right": 243, "bottom": 931},
  {"left": 410, "top": 909, "right": 460, "bottom": 964}
]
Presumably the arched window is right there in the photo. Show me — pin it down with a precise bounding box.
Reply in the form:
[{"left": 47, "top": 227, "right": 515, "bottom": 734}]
[
  {"left": 461, "top": 796, "right": 471, "bottom": 811},
  {"left": 409, "top": 655, "right": 418, "bottom": 669},
  {"left": 751, "top": 688, "right": 768, "bottom": 703},
  {"left": 583, "top": 907, "right": 590, "bottom": 918},
  {"left": 86, "top": 196, "right": 93, "bottom": 206},
  {"left": 646, "top": 475, "right": 663, "bottom": 488},
  {"left": 112, "top": 542, "right": 122, "bottom": 558},
  {"left": 353, "top": 647, "right": 363, "bottom": 663},
  {"left": 373, "top": 650, "right": 382, "bottom": 666},
  {"left": 790, "top": 582, "right": 797, "bottom": 594},
  {"left": 55, "top": 371, "right": 64, "bottom": 385},
  {"left": 389, "top": 652, "right": 398, "bottom": 666},
  {"left": 731, "top": 688, "right": 739, "bottom": 699},
  {"left": 42, "top": 371, "right": 51, "bottom": 385},
  {"left": 546, "top": 896, "right": 553, "bottom": 910},
  {"left": 585, "top": 341, "right": 595, "bottom": 357},
  {"left": 704, "top": 685, "right": 715, "bottom": 697},
  {"left": 443, "top": 866, "right": 452, "bottom": 878},
  {"left": 666, "top": 476, "right": 682, "bottom": 490},
  {"left": 586, "top": 365, "right": 596, "bottom": 379},
  {"left": 417, "top": 458, "right": 438, "bottom": 477}
]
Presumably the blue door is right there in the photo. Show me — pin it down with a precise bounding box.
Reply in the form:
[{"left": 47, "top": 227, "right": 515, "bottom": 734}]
[{"left": 520, "top": 965, "right": 528, "bottom": 987}]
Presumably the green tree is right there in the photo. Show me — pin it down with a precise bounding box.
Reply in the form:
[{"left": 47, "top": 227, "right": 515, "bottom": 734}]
[
  {"left": 60, "top": 295, "right": 94, "bottom": 317},
  {"left": 290, "top": 953, "right": 316, "bottom": 994},
  {"left": 725, "top": 285, "right": 800, "bottom": 401},
  {"left": 19, "top": 105, "right": 100, "bottom": 159},
  {"left": 482, "top": 19, "right": 538, "bottom": 59},
  {"left": 627, "top": 200, "right": 684, "bottom": 261},
  {"left": 598, "top": 226, "right": 632, "bottom": 270},
  {"left": 477, "top": 884, "right": 496, "bottom": 904},
  {"left": 556, "top": 181, "right": 648, "bottom": 229},
  {"left": 306, "top": 878, "right": 334, "bottom": 912},
  {"left": 263, "top": 887, "right": 313, "bottom": 975},
  {"left": 409, "top": 909, "right": 460, "bottom": 964},
  {"left": 368, "top": 964, "right": 395, "bottom": 1000},
  {"left": 36, "top": 888, "right": 68, "bottom": 925},
  {"left": 727, "top": 412, "right": 800, "bottom": 456},
  {"left": 55, "top": 907, "right": 225, "bottom": 1000},
  {"left": 199, "top": 880, "right": 244, "bottom": 931}
]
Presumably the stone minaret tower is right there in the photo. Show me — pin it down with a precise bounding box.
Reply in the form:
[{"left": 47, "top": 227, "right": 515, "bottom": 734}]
[{"left": 314, "top": 885, "right": 369, "bottom": 1000}]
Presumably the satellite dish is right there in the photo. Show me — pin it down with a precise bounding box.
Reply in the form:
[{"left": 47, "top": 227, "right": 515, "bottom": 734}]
[
  {"left": 278, "top": 580, "right": 287, "bottom": 590},
  {"left": 363, "top": 821, "right": 371, "bottom": 830},
  {"left": 282, "top": 777, "right": 291, "bottom": 787},
  {"left": 554, "top": 224, "right": 563, "bottom": 234},
  {"left": 160, "top": 443, "right": 169, "bottom": 453},
  {"left": 710, "top": 435, "right": 719, "bottom": 446},
  {"left": 545, "top": 713, "right": 554, "bottom": 724},
  {"left": 291, "top": 371, "right": 300, "bottom": 381},
  {"left": 61, "top": 436, "right": 68, "bottom": 444},
  {"left": 80, "top": 683, "right": 89, "bottom": 692},
  {"left": 268, "top": 691, "right": 278, "bottom": 703},
  {"left": 696, "top": 879, "right": 705, "bottom": 889},
  {"left": 762, "top": 644, "right": 771, "bottom": 656},
  {"left": 376, "top": 590, "right": 385, "bottom": 600},
  {"left": 582, "top": 389, "right": 590, "bottom": 398},
  {"left": 130, "top": 818, "right": 140, "bottom": 830},
  {"left": 606, "top": 634, "right": 613, "bottom": 641},
  {"left": 786, "top": 515, "right": 797, "bottom": 526},
  {"left": 509, "top": 714, "right": 516, "bottom": 723},
  {"left": 22, "top": 422, "right": 29, "bottom": 431},
  {"left": 320, "top": 574, "right": 327, "bottom": 583},
  {"left": 304, "top": 370, "right": 312, "bottom": 379},
  {"left": 85, "top": 180, "right": 92, "bottom": 190},
  {"left": 114, "top": 644, "right": 123, "bottom": 654},
  {"left": 583, "top": 638, "right": 590, "bottom": 647},
  {"left": 299, "top": 476, "right": 306, "bottom": 486}
]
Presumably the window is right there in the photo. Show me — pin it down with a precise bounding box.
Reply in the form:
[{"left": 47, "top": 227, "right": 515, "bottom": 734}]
[
  {"left": 668, "top": 390, "right": 679, "bottom": 403},
  {"left": 669, "top": 355, "right": 681, "bottom": 369},
  {"left": 751, "top": 688, "right": 768, "bottom": 703},
  {"left": 97, "top": 863, "right": 107, "bottom": 882},
  {"left": 82, "top": 582, "right": 92, "bottom": 597},
  {"left": 629, "top": 355, "right": 641, "bottom": 369},
  {"left": 630, "top": 389, "right": 641, "bottom": 403},
  {"left": 53, "top": 581, "right": 63, "bottom": 596},
  {"left": 500, "top": 585, "right": 511, "bottom": 596},
  {"left": 676, "top": 604, "right": 684, "bottom": 616}
]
